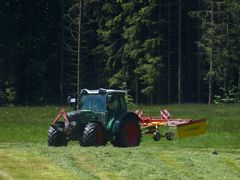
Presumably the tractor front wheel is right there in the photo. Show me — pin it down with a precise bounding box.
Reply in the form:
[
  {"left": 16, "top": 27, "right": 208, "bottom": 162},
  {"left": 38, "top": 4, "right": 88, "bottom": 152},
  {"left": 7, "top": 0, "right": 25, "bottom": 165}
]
[
  {"left": 79, "top": 122, "right": 106, "bottom": 147},
  {"left": 112, "top": 116, "right": 141, "bottom": 147},
  {"left": 48, "top": 122, "right": 68, "bottom": 147}
]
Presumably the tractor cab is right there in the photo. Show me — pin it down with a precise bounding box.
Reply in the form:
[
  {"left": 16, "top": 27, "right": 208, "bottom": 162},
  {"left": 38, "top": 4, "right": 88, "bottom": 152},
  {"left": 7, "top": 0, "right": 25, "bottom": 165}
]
[
  {"left": 79, "top": 89, "right": 127, "bottom": 116},
  {"left": 49, "top": 88, "right": 141, "bottom": 147}
]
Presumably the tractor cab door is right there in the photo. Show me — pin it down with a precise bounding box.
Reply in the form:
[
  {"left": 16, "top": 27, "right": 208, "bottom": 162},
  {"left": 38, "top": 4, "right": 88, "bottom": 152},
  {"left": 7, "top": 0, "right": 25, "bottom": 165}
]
[{"left": 107, "top": 94, "right": 127, "bottom": 118}]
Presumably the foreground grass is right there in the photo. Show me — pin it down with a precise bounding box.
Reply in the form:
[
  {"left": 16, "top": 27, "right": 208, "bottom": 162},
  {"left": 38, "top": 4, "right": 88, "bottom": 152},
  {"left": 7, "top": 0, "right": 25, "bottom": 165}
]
[
  {"left": 0, "top": 143, "right": 240, "bottom": 179},
  {"left": 0, "top": 104, "right": 240, "bottom": 179}
]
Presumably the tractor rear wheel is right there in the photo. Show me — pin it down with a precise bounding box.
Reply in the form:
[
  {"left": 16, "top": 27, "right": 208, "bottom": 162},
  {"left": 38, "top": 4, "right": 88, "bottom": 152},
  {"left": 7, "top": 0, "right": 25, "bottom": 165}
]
[
  {"left": 79, "top": 122, "right": 106, "bottom": 147},
  {"left": 112, "top": 116, "right": 141, "bottom": 147},
  {"left": 48, "top": 122, "right": 68, "bottom": 147}
]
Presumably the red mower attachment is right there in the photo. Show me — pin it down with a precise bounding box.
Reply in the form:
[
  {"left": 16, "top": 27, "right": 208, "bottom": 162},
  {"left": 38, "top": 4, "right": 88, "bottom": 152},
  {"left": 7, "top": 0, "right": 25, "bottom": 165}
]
[
  {"left": 51, "top": 108, "right": 70, "bottom": 125},
  {"left": 51, "top": 108, "right": 73, "bottom": 135},
  {"left": 135, "top": 109, "right": 207, "bottom": 141}
]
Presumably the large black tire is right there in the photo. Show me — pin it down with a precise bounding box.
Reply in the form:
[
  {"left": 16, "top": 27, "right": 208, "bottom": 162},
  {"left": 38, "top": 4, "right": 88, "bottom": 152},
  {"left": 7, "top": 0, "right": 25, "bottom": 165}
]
[
  {"left": 112, "top": 116, "right": 141, "bottom": 147},
  {"left": 79, "top": 122, "right": 106, "bottom": 147},
  {"left": 48, "top": 122, "right": 68, "bottom": 147}
]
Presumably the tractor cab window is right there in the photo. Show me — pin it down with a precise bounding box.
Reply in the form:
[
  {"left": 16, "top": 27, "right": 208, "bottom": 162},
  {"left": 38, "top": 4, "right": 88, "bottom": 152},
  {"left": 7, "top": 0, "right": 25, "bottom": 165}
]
[
  {"left": 108, "top": 94, "right": 127, "bottom": 116},
  {"left": 80, "top": 94, "right": 106, "bottom": 112},
  {"left": 119, "top": 95, "right": 127, "bottom": 111}
]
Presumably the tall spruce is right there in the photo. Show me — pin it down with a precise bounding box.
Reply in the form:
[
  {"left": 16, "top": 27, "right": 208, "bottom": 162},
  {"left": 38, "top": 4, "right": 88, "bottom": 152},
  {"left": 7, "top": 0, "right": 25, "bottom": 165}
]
[
  {"left": 96, "top": 1, "right": 125, "bottom": 88},
  {"left": 227, "top": 0, "right": 240, "bottom": 92},
  {"left": 122, "top": 0, "right": 165, "bottom": 104},
  {"left": 195, "top": 0, "right": 229, "bottom": 104}
]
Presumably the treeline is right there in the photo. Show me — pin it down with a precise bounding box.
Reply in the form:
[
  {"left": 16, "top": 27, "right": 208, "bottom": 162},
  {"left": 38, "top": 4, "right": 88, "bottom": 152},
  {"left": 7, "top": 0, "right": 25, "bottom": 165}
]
[{"left": 0, "top": 0, "right": 239, "bottom": 105}]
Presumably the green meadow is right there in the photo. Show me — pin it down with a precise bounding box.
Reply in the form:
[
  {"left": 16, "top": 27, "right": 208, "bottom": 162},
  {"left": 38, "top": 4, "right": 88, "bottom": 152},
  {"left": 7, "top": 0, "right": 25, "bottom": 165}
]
[{"left": 0, "top": 104, "right": 240, "bottom": 179}]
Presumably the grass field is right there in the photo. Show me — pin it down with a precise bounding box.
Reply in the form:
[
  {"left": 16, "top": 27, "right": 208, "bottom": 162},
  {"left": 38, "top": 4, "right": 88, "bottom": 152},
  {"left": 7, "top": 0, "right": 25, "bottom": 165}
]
[{"left": 0, "top": 104, "right": 240, "bottom": 179}]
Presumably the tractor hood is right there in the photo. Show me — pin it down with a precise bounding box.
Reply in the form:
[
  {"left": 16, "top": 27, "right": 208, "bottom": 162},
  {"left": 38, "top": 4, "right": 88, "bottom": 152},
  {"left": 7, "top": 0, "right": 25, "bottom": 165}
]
[{"left": 67, "top": 110, "right": 98, "bottom": 123}]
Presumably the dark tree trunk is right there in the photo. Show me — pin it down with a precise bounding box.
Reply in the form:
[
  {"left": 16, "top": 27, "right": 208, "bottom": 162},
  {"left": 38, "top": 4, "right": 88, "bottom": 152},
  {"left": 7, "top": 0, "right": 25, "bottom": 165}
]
[
  {"left": 178, "top": 0, "right": 182, "bottom": 104},
  {"left": 167, "top": 1, "right": 171, "bottom": 104},
  {"left": 238, "top": 68, "right": 240, "bottom": 92},
  {"left": 60, "top": 0, "right": 64, "bottom": 106},
  {"left": 208, "top": 0, "right": 214, "bottom": 104},
  {"left": 135, "top": 75, "right": 139, "bottom": 105},
  {"left": 77, "top": 0, "right": 83, "bottom": 109}
]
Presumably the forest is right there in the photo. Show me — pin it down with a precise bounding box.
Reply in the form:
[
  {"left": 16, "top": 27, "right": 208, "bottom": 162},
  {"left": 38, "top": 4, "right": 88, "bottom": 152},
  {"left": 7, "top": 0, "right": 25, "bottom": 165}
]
[{"left": 0, "top": 0, "right": 239, "bottom": 105}]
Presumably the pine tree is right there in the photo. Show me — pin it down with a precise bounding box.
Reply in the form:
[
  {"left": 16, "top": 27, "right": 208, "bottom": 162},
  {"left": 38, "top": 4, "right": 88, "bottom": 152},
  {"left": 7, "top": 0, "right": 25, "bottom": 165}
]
[
  {"left": 196, "top": 0, "right": 229, "bottom": 104},
  {"left": 122, "top": 0, "right": 165, "bottom": 104},
  {"left": 95, "top": 1, "right": 125, "bottom": 88},
  {"left": 227, "top": 0, "right": 240, "bottom": 92}
]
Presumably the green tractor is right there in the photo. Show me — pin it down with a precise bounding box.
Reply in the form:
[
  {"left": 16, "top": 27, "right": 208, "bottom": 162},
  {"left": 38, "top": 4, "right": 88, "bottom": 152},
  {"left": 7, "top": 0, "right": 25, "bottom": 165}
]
[{"left": 48, "top": 89, "right": 141, "bottom": 147}]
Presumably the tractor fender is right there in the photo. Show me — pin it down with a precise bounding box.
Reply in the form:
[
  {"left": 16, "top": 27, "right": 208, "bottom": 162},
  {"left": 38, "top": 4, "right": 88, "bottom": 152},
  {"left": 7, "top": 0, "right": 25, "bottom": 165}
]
[{"left": 112, "top": 112, "right": 140, "bottom": 133}]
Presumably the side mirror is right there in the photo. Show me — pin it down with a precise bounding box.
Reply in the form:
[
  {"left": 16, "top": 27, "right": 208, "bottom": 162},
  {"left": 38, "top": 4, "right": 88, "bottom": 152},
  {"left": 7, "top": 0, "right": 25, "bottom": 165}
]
[
  {"left": 67, "top": 95, "right": 76, "bottom": 108},
  {"left": 70, "top": 97, "right": 76, "bottom": 104}
]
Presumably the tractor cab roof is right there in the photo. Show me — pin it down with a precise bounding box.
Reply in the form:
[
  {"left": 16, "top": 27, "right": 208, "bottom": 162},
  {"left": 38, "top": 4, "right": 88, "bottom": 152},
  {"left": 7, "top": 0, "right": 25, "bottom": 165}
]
[{"left": 80, "top": 88, "right": 127, "bottom": 95}]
